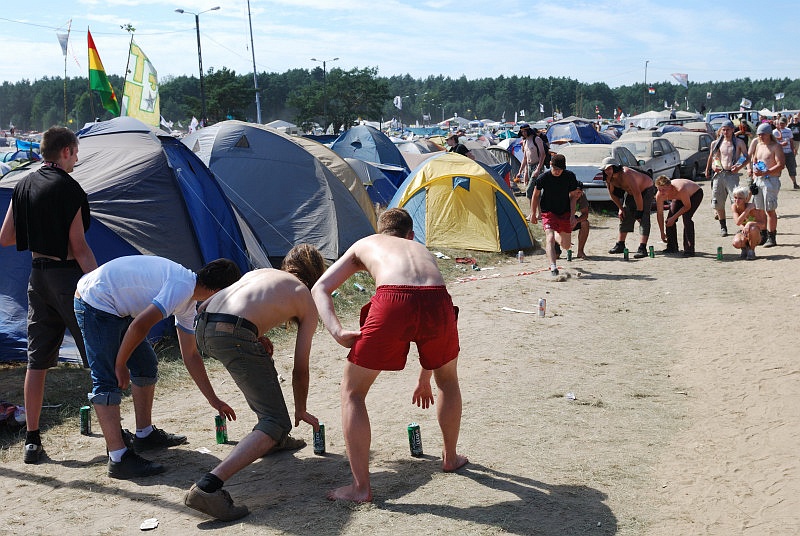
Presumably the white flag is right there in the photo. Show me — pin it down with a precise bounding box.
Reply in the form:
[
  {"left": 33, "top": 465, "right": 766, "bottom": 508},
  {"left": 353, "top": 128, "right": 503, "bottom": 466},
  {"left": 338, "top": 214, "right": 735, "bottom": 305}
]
[
  {"left": 740, "top": 98, "right": 752, "bottom": 109},
  {"left": 393, "top": 96, "right": 402, "bottom": 110},
  {"left": 775, "top": 92, "right": 785, "bottom": 100},
  {"left": 706, "top": 92, "right": 712, "bottom": 100},
  {"left": 56, "top": 20, "right": 71, "bottom": 57},
  {"left": 189, "top": 116, "right": 199, "bottom": 133},
  {"left": 539, "top": 103, "right": 544, "bottom": 113},
  {"left": 519, "top": 109, "right": 525, "bottom": 117}
]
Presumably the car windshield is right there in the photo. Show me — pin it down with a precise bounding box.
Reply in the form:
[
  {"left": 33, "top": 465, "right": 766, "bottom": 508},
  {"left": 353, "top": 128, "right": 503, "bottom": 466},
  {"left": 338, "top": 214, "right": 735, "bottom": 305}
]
[
  {"left": 667, "top": 138, "right": 695, "bottom": 150},
  {"left": 556, "top": 146, "right": 612, "bottom": 164},
  {"left": 616, "top": 141, "right": 649, "bottom": 155}
]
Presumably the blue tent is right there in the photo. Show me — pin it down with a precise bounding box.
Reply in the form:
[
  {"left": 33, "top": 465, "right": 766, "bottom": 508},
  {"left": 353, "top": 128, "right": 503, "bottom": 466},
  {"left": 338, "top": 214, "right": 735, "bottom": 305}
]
[
  {"left": 344, "top": 157, "right": 402, "bottom": 206},
  {"left": 330, "top": 125, "right": 411, "bottom": 176},
  {"left": 0, "top": 117, "right": 254, "bottom": 364},
  {"left": 547, "top": 117, "right": 615, "bottom": 145}
]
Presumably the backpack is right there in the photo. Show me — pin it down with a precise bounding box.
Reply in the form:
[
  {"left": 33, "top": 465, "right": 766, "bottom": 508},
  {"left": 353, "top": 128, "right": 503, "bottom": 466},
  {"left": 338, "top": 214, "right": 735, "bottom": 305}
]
[{"left": 532, "top": 132, "right": 551, "bottom": 168}]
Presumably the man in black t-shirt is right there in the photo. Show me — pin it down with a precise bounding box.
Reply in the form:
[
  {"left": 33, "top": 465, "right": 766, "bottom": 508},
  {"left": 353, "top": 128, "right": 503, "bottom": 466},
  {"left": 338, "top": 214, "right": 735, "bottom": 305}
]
[
  {"left": 528, "top": 153, "right": 581, "bottom": 276},
  {"left": 0, "top": 126, "right": 97, "bottom": 465},
  {"left": 445, "top": 132, "right": 472, "bottom": 158}
]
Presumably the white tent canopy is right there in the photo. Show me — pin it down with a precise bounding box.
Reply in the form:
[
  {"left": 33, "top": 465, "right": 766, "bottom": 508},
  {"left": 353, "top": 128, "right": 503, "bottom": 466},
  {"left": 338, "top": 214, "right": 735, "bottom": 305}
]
[{"left": 626, "top": 110, "right": 702, "bottom": 130}]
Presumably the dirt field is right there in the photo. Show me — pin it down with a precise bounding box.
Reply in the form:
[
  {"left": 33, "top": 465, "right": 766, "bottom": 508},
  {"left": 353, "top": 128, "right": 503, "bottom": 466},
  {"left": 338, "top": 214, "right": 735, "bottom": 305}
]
[{"left": 1, "top": 171, "right": 799, "bottom": 535}]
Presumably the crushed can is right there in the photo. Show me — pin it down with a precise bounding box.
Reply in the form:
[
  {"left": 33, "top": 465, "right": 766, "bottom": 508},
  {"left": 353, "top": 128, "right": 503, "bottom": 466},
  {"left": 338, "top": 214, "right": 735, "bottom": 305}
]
[
  {"left": 407, "top": 422, "right": 423, "bottom": 457},
  {"left": 313, "top": 423, "right": 326, "bottom": 455},
  {"left": 215, "top": 414, "right": 228, "bottom": 444},
  {"left": 79, "top": 405, "right": 91, "bottom": 436}
]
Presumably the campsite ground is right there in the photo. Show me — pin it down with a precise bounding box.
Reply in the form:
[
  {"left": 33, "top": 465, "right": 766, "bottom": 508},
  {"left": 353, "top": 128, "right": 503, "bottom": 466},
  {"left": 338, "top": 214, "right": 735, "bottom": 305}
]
[{"left": 1, "top": 172, "right": 799, "bottom": 535}]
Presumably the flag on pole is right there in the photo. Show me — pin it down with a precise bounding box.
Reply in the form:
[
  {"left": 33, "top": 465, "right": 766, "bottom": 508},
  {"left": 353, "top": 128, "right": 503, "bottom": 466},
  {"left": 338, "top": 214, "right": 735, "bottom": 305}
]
[
  {"left": 393, "top": 96, "right": 402, "bottom": 110},
  {"left": 539, "top": 103, "right": 544, "bottom": 113},
  {"left": 775, "top": 92, "right": 785, "bottom": 100},
  {"left": 56, "top": 20, "right": 71, "bottom": 57},
  {"left": 648, "top": 86, "right": 656, "bottom": 95},
  {"left": 740, "top": 98, "right": 752, "bottom": 109},
  {"left": 121, "top": 39, "right": 160, "bottom": 127},
  {"left": 519, "top": 109, "right": 525, "bottom": 117},
  {"left": 87, "top": 29, "right": 120, "bottom": 116},
  {"left": 671, "top": 73, "right": 689, "bottom": 88},
  {"left": 706, "top": 92, "right": 712, "bottom": 100}
]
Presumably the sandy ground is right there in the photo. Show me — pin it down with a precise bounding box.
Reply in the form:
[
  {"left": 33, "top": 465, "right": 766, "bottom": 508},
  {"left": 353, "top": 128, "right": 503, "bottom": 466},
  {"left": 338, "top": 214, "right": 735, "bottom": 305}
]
[{"left": 1, "top": 171, "right": 799, "bottom": 535}]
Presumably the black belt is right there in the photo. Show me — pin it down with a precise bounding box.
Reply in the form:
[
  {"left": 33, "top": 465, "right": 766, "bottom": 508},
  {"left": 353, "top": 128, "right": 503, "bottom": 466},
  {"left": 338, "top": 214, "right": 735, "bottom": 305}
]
[
  {"left": 31, "top": 258, "right": 80, "bottom": 270},
  {"left": 198, "top": 312, "right": 258, "bottom": 336}
]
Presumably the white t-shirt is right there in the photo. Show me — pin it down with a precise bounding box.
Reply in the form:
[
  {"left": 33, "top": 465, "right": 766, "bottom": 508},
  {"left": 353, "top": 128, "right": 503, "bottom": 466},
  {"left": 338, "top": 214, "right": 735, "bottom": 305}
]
[{"left": 77, "top": 255, "right": 198, "bottom": 332}]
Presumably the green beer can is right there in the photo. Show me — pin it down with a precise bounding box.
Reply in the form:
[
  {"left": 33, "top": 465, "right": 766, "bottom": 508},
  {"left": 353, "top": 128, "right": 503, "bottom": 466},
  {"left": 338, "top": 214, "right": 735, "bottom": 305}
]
[
  {"left": 407, "top": 422, "right": 423, "bottom": 457},
  {"left": 215, "top": 415, "right": 228, "bottom": 444},
  {"left": 79, "top": 405, "right": 91, "bottom": 436}
]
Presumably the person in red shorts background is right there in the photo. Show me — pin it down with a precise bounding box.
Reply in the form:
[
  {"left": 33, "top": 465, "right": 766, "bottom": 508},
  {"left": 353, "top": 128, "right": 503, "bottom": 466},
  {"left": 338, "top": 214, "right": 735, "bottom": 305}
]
[
  {"left": 311, "top": 207, "right": 468, "bottom": 504},
  {"left": 528, "top": 153, "right": 582, "bottom": 275}
]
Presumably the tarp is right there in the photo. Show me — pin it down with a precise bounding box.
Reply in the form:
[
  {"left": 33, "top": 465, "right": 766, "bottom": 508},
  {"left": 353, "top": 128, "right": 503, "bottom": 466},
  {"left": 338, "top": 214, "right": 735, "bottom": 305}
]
[
  {"left": 547, "top": 117, "right": 615, "bottom": 145},
  {"left": 1, "top": 117, "right": 253, "bottom": 363},
  {"left": 183, "top": 120, "right": 375, "bottom": 262},
  {"left": 344, "top": 158, "right": 401, "bottom": 206},
  {"left": 388, "top": 152, "right": 534, "bottom": 252}
]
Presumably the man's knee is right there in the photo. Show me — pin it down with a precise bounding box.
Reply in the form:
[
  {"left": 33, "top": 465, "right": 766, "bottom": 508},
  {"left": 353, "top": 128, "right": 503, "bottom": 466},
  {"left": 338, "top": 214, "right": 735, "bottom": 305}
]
[{"left": 90, "top": 392, "right": 123, "bottom": 406}]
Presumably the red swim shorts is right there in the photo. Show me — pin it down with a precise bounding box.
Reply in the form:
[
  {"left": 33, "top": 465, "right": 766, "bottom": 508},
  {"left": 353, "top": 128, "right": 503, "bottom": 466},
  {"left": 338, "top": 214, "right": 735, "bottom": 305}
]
[
  {"left": 541, "top": 212, "right": 573, "bottom": 234},
  {"left": 348, "top": 285, "right": 460, "bottom": 371}
]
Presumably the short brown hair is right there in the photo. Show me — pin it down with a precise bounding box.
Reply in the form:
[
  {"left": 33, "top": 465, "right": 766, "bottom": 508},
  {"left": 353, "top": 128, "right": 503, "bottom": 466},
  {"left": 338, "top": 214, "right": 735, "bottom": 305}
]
[
  {"left": 377, "top": 207, "right": 413, "bottom": 238},
  {"left": 551, "top": 153, "right": 566, "bottom": 170},
  {"left": 41, "top": 126, "right": 78, "bottom": 162},
  {"left": 281, "top": 243, "right": 326, "bottom": 290}
]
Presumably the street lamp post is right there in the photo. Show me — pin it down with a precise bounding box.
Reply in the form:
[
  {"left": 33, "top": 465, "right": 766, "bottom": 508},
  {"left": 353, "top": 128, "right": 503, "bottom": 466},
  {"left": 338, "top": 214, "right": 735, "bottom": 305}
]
[
  {"left": 310, "top": 57, "right": 338, "bottom": 132},
  {"left": 175, "top": 6, "right": 220, "bottom": 126},
  {"left": 644, "top": 60, "right": 649, "bottom": 111}
]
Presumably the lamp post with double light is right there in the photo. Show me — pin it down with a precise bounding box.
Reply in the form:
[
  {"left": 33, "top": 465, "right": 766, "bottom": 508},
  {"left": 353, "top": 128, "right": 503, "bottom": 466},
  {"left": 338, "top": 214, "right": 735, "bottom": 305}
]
[
  {"left": 310, "top": 57, "right": 338, "bottom": 131},
  {"left": 175, "top": 6, "right": 219, "bottom": 126}
]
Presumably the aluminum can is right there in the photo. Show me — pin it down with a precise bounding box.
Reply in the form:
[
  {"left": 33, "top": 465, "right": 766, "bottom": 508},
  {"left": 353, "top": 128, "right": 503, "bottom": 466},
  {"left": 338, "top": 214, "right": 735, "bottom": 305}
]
[
  {"left": 538, "top": 298, "right": 546, "bottom": 317},
  {"left": 717, "top": 246, "right": 723, "bottom": 260},
  {"left": 313, "top": 423, "right": 326, "bottom": 455},
  {"left": 79, "top": 405, "right": 91, "bottom": 436},
  {"left": 215, "top": 414, "right": 228, "bottom": 444},
  {"left": 517, "top": 250, "right": 524, "bottom": 263},
  {"left": 407, "top": 422, "right": 423, "bottom": 457},
  {"left": 567, "top": 249, "right": 573, "bottom": 261},
  {"left": 649, "top": 245, "right": 655, "bottom": 258},
  {"left": 623, "top": 248, "right": 629, "bottom": 261}
]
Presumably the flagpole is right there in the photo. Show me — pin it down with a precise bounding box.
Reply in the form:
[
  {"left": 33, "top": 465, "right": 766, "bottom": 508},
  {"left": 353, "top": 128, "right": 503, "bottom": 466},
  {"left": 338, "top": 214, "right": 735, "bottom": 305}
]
[
  {"left": 121, "top": 24, "right": 135, "bottom": 117},
  {"left": 87, "top": 27, "right": 96, "bottom": 121}
]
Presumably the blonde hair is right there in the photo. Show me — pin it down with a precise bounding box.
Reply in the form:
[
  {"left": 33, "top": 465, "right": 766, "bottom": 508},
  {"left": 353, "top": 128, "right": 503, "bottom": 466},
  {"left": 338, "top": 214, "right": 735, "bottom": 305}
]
[
  {"left": 732, "top": 186, "right": 750, "bottom": 201},
  {"left": 654, "top": 175, "right": 671, "bottom": 188}
]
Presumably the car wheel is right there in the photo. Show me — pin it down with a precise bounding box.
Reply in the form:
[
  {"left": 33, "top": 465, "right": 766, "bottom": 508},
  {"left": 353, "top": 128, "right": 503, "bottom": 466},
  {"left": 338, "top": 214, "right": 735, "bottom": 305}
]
[
  {"left": 672, "top": 166, "right": 680, "bottom": 179},
  {"left": 692, "top": 163, "right": 699, "bottom": 180}
]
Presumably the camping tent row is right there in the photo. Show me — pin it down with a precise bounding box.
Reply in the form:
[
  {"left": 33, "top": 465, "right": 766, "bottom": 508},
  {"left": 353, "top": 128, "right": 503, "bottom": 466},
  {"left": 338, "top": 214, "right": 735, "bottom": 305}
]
[{"left": 0, "top": 117, "right": 379, "bottom": 363}]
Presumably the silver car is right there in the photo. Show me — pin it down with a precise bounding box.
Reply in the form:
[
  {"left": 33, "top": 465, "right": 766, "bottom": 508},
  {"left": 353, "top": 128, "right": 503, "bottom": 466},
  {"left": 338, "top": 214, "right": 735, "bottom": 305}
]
[
  {"left": 611, "top": 135, "right": 681, "bottom": 179},
  {"left": 552, "top": 144, "right": 642, "bottom": 202},
  {"left": 660, "top": 131, "right": 714, "bottom": 179}
]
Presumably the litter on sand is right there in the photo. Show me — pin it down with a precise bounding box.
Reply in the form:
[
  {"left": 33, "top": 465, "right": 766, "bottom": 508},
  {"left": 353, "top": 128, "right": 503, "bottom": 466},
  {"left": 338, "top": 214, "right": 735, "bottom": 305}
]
[
  {"left": 501, "top": 306, "right": 537, "bottom": 314},
  {"left": 195, "top": 447, "right": 211, "bottom": 454},
  {"left": 140, "top": 518, "right": 159, "bottom": 531},
  {"left": 434, "top": 251, "right": 451, "bottom": 259}
]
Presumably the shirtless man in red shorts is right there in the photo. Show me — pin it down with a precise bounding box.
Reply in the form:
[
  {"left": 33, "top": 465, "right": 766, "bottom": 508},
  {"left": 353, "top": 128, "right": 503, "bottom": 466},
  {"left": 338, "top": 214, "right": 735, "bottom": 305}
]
[{"left": 311, "top": 208, "right": 468, "bottom": 503}]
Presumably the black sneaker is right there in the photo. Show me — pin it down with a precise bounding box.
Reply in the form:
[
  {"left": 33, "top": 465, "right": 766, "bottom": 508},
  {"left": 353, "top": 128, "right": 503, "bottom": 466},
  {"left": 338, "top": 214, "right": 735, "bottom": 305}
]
[
  {"left": 662, "top": 247, "right": 679, "bottom": 255},
  {"left": 550, "top": 267, "right": 559, "bottom": 276},
  {"left": 23, "top": 443, "right": 44, "bottom": 464},
  {"left": 633, "top": 245, "right": 648, "bottom": 259},
  {"left": 122, "top": 428, "right": 136, "bottom": 450},
  {"left": 132, "top": 426, "right": 187, "bottom": 452},
  {"left": 740, "top": 248, "right": 748, "bottom": 260},
  {"left": 554, "top": 243, "right": 562, "bottom": 258},
  {"left": 108, "top": 449, "right": 165, "bottom": 480},
  {"left": 763, "top": 235, "right": 776, "bottom": 248},
  {"left": 608, "top": 242, "right": 626, "bottom": 254}
]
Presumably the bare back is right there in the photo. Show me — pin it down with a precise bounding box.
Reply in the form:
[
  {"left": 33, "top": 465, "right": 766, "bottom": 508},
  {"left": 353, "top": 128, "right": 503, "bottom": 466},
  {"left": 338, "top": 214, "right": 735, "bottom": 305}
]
[
  {"left": 345, "top": 234, "right": 445, "bottom": 287},
  {"left": 610, "top": 167, "right": 653, "bottom": 194},
  {"left": 200, "top": 269, "right": 316, "bottom": 334}
]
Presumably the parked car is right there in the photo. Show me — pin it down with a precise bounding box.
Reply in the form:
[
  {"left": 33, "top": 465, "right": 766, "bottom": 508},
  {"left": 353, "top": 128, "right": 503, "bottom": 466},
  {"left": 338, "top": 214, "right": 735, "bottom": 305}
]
[
  {"left": 552, "top": 144, "right": 642, "bottom": 202},
  {"left": 611, "top": 135, "right": 681, "bottom": 178},
  {"left": 660, "top": 131, "right": 714, "bottom": 179}
]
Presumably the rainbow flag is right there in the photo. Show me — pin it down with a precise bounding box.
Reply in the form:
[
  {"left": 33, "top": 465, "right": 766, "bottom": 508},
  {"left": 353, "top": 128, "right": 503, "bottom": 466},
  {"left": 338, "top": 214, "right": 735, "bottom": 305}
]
[{"left": 88, "top": 29, "right": 120, "bottom": 116}]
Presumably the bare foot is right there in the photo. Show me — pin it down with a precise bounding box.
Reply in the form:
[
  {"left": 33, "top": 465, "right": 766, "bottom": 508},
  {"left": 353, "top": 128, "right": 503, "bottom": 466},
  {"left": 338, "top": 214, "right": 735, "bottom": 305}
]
[
  {"left": 326, "top": 484, "right": 372, "bottom": 503},
  {"left": 577, "top": 252, "right": 589, "bottom": 260},
  {"left": 442, "top": 454, "right": 469, "bottom": 473}
]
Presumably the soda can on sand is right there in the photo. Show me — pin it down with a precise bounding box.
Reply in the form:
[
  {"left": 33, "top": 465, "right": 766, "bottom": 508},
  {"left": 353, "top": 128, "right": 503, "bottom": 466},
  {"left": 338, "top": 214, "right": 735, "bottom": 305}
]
[
  {"left": 649, "top": 245, "right": 655, "bottom": 258},
  {"left": 517, "top": 250, "right": 524, "bottom": 263},
  {"left": 538, "top": 298, "right": 546, "bottom": 317},
  {"left": 408, "top": 423, "right": 423, "bottom": 457},
  {"left": 567, "top": 249, "right": 573, "bottom": 261},
  {"left": 313, "top": 423, "right": 326, "bottom": 455},
  {"left": 79, "top": 405, "right": 91, "bottom": 436},
  {"left": 215, "top": 415, "right": 228, "bottom": 444},
  {"left": 623, "top": 248, "right": 629, "bottom": 261},
  {"left": 717, "top": 246, "right": 723, "bottom": 260}
]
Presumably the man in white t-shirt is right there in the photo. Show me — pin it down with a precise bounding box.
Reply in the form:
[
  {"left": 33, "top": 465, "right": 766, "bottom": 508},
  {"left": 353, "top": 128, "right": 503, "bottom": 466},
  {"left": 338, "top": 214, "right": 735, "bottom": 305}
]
[{"left": 73, "top": 255, "right": 241, "bottom": 479}]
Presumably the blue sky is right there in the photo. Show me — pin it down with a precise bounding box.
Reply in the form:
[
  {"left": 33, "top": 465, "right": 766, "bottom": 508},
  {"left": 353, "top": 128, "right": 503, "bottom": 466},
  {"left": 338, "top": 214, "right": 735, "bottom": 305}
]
[{"left": 1, "top": 0, "right": 797, "bottom": 88}]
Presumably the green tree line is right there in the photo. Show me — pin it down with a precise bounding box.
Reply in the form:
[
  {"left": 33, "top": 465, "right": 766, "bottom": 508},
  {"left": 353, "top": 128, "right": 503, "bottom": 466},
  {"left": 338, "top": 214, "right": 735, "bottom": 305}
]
[{"left": 2, "top": 68, "right": 798, "bottom": 133}]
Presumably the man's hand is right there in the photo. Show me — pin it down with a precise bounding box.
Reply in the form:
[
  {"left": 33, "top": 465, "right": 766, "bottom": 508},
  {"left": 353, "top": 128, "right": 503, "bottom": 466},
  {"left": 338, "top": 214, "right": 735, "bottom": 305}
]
[
  {"left": 115, "top": 361, "right": 130, "bottom": 389},
  {"left": 212, "top": 398, "right": 236, "bottom": 421},
  {"left": 333, "top": 328, "right": 361, "bottom": 348},
  {"left": 295, "top": 409, "right": 319, "bottom": 431},
  {"left": 528, "top": 214, "right": 538, "bottom": 224},
  {"left": 257, "top": 335, "right": 273, "bottom": 356},
  {"left": 618, "top": 208, "right": 625, "bottom": 220},
  {"left": 412, "top": 381, "right": 434, "bottom": 409}
]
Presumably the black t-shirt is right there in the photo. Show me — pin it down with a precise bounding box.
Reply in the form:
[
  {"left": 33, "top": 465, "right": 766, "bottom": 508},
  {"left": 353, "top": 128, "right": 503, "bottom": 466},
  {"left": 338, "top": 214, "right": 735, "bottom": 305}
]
[
  {"left": 12, "top": 164, "right": 90, "bottom": 259},
  {"left": 788, "top": 120, "right": 800, "bottom": 142},
  {"left": 449, "top": 143, "right": 470, "bottom": 156},
  {"left": 533, "top": 169, "right": 580, "bottom": 215}
]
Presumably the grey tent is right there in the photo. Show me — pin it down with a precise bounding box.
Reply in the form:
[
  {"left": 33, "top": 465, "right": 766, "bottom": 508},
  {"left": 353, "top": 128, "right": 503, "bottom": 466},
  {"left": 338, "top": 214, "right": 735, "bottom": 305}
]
[{"left": 183, "top": 120, "right": 375, "bottom": 261}]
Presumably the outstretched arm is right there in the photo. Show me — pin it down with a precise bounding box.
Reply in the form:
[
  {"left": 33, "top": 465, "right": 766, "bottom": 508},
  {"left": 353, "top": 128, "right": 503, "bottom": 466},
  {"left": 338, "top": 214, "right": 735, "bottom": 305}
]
[
  {"left": 177, "top": 328, "right": 236, "bottom": 420},
  {"left": 311, "top": 248, "right": 363, "bottom": 348},
  {"left": 412, "top": 368, "right": 434, "bottom": 409}
]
